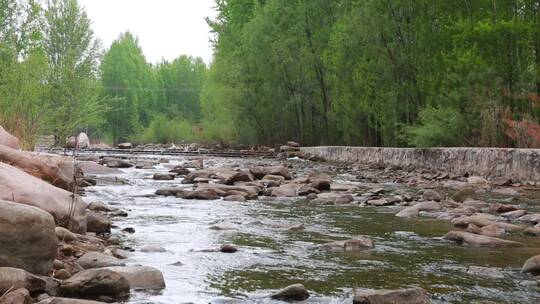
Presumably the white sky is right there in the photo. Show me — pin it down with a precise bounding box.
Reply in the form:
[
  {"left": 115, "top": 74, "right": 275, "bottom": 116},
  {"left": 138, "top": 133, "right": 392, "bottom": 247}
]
[{"left": 78, "top": 0, "right": 217, "bottom": 64}]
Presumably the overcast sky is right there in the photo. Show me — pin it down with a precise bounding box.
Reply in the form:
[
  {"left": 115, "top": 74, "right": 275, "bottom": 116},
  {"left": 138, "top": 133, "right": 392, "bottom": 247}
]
[{"left": 78, "top": 0, "right": 217, "bottom": 64}]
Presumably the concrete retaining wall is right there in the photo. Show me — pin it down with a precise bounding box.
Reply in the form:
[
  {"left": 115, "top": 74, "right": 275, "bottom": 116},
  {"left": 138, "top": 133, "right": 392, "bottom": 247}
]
[{"left": 301, "top": 146, "right": 540, "bottom": 184}]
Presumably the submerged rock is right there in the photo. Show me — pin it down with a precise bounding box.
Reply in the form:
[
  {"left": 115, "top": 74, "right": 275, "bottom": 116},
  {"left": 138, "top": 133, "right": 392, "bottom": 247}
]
[
  {"left": 396, "top": 201, "right": 441, "bottom": 218},
  {"left": 466, "top": 266, "right": 504, "bottom": 279},
  {"left": 153, "top": 173, "right": 176, "bottom": 181},
  {"left": 443, "top": 231, "right": 524, "bottom": 248},
  {"left": 270, "top": 284, "right": 309, "bottom": 302},
  {"left": 353, "top": 287, "right": 428, "bottom": 304},
  {"left": 320, "top": 236, "right": 374, "bottom": 252}
]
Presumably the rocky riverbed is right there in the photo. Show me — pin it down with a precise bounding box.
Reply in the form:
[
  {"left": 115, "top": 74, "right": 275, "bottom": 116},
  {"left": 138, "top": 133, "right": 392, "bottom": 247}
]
[
  {"left": 77, "top": 151, "right": 540, "bottom": 303},
  {"left": 2, "top": 127, "right": 540, "bottom": 304}
]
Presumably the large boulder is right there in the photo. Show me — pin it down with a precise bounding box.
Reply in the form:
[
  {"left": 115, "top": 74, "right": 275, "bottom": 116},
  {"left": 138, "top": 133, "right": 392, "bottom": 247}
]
[
  {"left": 443, "top": 231, "right": 524, "bottom": 248},
  {"left": 353, "top": 287, "right": 428, "bottom": 304},
  {"left": 76, "top": 133, "right": 91, "bottom": 149},
  {"left": 0, "top": 288, "right": 31, "bottom": 304},
  {"left": 0, "top": 162, "right": 87, "bottom": 233},
  {"left": 250, "top": 165, "right": 292, "bottom": 180},
  {"left": 0, "top": 200, "right": 57, "bottom": 275},
  {"left": 521, "top": 255, "right": 540, "bottom": 275},
  {"left": 59, "top": 269, "right": 130, "bottom": 300},
  {"left": 0, "top": 126, "right": 19, "bottom": 149},
  {"left": 270, "top": 183, "right": 299, "bottom": 197},
  {"left": 85, "top": 212, "right": 111, "bottom": 234},
  {"left": 101, "top": 266, "right": 165, "bottom": 290},
  {"left": 0, "top": 267, "right": 48, "bottom": 294},
  {"left": 0, "top": 145, "right": 80, "bottom": 190}
]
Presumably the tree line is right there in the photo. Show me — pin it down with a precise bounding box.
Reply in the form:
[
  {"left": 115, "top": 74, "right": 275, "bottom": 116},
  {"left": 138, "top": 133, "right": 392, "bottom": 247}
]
[{"left": 1, "top": 0, "right": 539, "bottom": 148}]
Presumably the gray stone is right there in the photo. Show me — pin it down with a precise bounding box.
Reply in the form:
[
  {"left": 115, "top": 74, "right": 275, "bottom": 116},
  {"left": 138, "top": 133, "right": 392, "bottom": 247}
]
[
  {"left": 59, "top": 268, "right": 129, "bottom": 300},
  {"left": 76, "top": 252, "right": 125, "bottom": 269},
  {"left": 100, "top": 266, "right": 165, "bottom": 290},
  {"left": 270, "top": 284, "right": 309, "bottom": 302},
  {"left": 353, "top": 287, "right": 428, "bottom": 304}
]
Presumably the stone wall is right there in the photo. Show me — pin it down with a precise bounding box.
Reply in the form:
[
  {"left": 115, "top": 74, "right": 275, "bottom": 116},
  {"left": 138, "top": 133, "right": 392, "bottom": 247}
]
[{"left": 301, "top": 146, "right": 540, "bottom": 184}]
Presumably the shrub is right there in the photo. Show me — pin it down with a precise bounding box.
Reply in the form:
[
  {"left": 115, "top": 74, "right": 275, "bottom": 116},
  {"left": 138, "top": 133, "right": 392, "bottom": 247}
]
[{"left": 407, "top": 106, "right": 466, "bottom": 147}]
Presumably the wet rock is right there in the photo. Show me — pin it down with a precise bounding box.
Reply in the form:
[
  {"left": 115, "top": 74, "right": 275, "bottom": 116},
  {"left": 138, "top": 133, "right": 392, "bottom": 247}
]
[
  {"left": 155, "top": 187, "right": 186, "bottom": 196},
  {"left": 320, "top": 236, "right": 374, "bottom": 252},
  {"left": 466, "top": 223, "right": 482, "bottom": 234},
  {"left": 224, "top": 195, "right": 247, "bottom": 202},
  {"left": 270, "top": 183, "right": 299, "bottom": 197},
  {"left": 250, "top": 166, "right": 292, "bottom": 180},
  {"left": 270, "top": 284, "right": 309, "bottom": 302},
  {"left": 451, "top": 188, "right": 476, "bottom": 202},
  {"left": 59, "top": 268, "right": 129, "bottom": 300},
  {"left": 272, "top": 223, "right": 304, "bottom": 231},
  {"left": 287, "top": 141, "right": 301, "bottom": 148},
  {"left": 87, "top": 202, "right": 111, "bottom": 213},
  {"left": 36, "top": 298, "right": 108, "bottom": 304},
  {"left": 490, "top": 203, "right": 517, "bottom": 213},
  {"left": 492, "top": 187, "right": 520, "bottom": 196},
  {"left": 199, "top": 184, "right": 261, "bottom": 199},
  {"left": 522, "top": 255, "right": 540, "bottom": 275},
  {"left": 182, "top": 169, "right": 216, "bottom": 184},
  {"left": 153, "top": 173, "right": 176, "bottom": 181},
  {"left": 86, "top": 212, "right": 112, "bottom": 234},
  {"left": 396, "top": 201, "right": 441, "bottom": 218},
  {"left": 117, "top": 143, "right": 133, "bottom": 149},
  {"left": 218, "top": 170, "right": 254, "bottom": 185},
  {"left": 76, "top": 252, "right": 125, "bottom": 269},
  {"left": 101, "top": 158, "right": 132, "bottom": 168},
  {"left": 480, "top": 224, "right": 505, "bottom": 237},
  {"left": 262, "top": 175, "right": 285, "bottom": 182},
  {"left": 466, "top": 266, "right": 504, "bottom": 279},
  {"left": 0, "top": 200, "right": 57, "bottom": 275},
  {"left": 312, "top": 194, "right": 354, "bottom": 205},
  {"left": 220, "top": 244, "right": 238, "bottom": 253},
  {"left": 297, "top": 185, "right": 320, "bottom": 196},
  {"left": 169, "top": 166, "right": 190, "bottom": 176},
  {"left": 501, "top": 209, "right": 527, "bottom": 220},
  {"left": 101, "top": 266, "right": 165, "bottom": 290},
  {"left": 366, "top": 198, "right": 393, "bottom": 206},
  {"left": 56, "top": 227, "right": 77, "bottom": 242},
  {"left": 353, "top": 287, "right": 427, "bottom": 304},
  {"left": 524, "top": 227, "right": 540, "bottom": 236},
  {"left": 140, "top": 245, "right": 166, "bottom": 253},
  {"left": 518, "top": 213, "right": 540, "bottom": 225},
  {"left": 177, "top": 188, "right": 220, "bottom": 200},
  {"left": 443, "top": 231, "right": 524, "bottom": 247},
  {"left": 0, "top": 267, "right": 47, "bottom": 294},
  {"left": 122, "top": 227, "right": 135, "bottom": 234},
  {"left": 451, "top": 214, "right": 524, "bottom": 232},
  {"left": 78, "top": 162, "right": 121, "bottom": 175},
  {"left": 307, "top": 172, "right": 331, "bottom": 191},
  {"left": 0, "top": 163, "right": 87, "bottom": 233},
  {"left": 422, "top": 190, "right": 442, "bottom": 202}
]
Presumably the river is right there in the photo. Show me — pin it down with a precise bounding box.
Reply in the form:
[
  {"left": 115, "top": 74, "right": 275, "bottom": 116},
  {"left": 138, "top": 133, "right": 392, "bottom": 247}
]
[{"left": 81, "top": 154, "right": 540, "bottom": 304}]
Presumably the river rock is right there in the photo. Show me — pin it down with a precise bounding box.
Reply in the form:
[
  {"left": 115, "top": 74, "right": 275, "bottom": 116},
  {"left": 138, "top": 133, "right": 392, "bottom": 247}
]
[
  {"left": 396, "top": 201, "right": 441, "bottom": 218},
  {"left": 169, "top": 166, "right": 190, "bottom": 176},
  {"left": 140, "top": 245, "right": 166, "bottom": 253},
  {"left": 53, "top": 270, "right": 72, "bottom": 280},
  {"left": 270, "top": 183, "right": 299, "bottom": 197},
  {"left": 518, "top": 213, "right": 540, "bottom": 225},
  {"left": 0, "top": 288, "right": 31, "bottom": 304},
  {"left": 443, "top": 231, "right": 524, "bottom": 247},
  {"left": 153, "top": 173, "right": 176, "bottom": 181},
  {"left": 524, "top": 227, "right": 540, "bottom": 236},
  {"left": 0, "top": 267, "right": 47, "bottom": 294},
  {"left": 177, "top": 188, "right": 220, "bottom": 200},
  {"left": 451, "top": 188, "right": 476, "bottom": 202},
  {"left": 0, "top": 126, "right": 19, "bottom": 149},
  {"left": 501, "top": 209, "right": 527, "bottom": 220},
  {"left": 117, "top": 143, "right": 133, "bottom": 149},
  {"left": 467, "top": 176, "right": 488, "bottom": 184},
  {"left": 0, "top": 200, "right": 57, "bottom": 275},
  {"left": 451, "top": 214, "right": 524, "bottom": 232},
  {"left": 216, "top": 169, "right": 253, "bottom": 185},
  {"left": 0, "top": 163, "right": 87, "bottom": 233},
  {"left": 101, "top": 266, "right": 165, "bottom": 290},
  {"left": 36, "top": 298, "right": 108, "bottom": 304},
  {"left": 76, "top": 252, "right": 125, "bottom": 269},
  {"left": 59, "top": 268, "right": 129, "bottom": 300},
  {"left": 55, "top": 227, "right": 77, "bottom": 242},
  {"left": 250, "top": 166, "right": 291, "bottom": 180},
  {"left": 422, "top": 190, "right": 442, "bottom": 202},
  {"left": 86, "top": 212, "right": 112, "bottom": 234},
  {"left": 490, "top": 203, "right": 517, "bottom": 213},
  {"left": 522, "top": 255, "right": 540, "bottom": 275},
  {"left": 224, "top": 195, "right": 247, "bottom": 202},
  {"left": 353, "top": 287, "right": 428, "bottom": 304},
  {"left": 101, "top": 158, "right": 132, "bottom": 168},
  {"left": 480, "top": 224, "right": 505, "bottom": 237},
  {"left": 270, "top": 284, "right": 309, "bottom": 302},
  {"left": 87, "top": 202, "right": 111, "bottom": 213},
  {"left": 312, "top": 194, "right": 354, "bottom": 205},
  {"left": 220, "top": 244, "right": 238, "bottom": 253},
  {"left": 78, "top": 162, "right": 120, "bottom": 175},
  {"left": 320, "top": 236, "right": 374, "bottom": 252},
  {"left": 210, "top": 222, "right": 239, "bottom": 231},
  {"left": 307, "top": 172, "right": 331, "bottom": 191}
]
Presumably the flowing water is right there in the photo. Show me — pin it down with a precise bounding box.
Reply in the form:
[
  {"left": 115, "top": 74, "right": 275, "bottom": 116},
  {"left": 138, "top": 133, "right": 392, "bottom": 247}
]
[{"left": 82, "top": 155, "right": 540, "bottom": 304}]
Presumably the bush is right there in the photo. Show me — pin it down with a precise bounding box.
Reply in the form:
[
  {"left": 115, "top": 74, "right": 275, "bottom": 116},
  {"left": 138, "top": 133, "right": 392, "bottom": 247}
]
[
  {"left": 139, "top": 115, "right": 195, "bottom": 144},
  {"left": 407, "top": 106, "right": 466, "bottom": 147}
]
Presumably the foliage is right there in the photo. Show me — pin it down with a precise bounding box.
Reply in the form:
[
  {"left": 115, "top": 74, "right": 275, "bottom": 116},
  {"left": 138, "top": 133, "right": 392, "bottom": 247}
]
[
  {"left": 138, "top": 115, "right": 196, "bottom": 144},
  {"left": 406, "top": 106, "right": 466, "bottom": 147}
]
